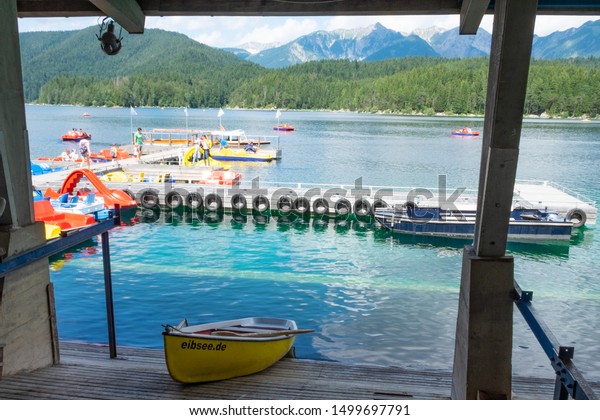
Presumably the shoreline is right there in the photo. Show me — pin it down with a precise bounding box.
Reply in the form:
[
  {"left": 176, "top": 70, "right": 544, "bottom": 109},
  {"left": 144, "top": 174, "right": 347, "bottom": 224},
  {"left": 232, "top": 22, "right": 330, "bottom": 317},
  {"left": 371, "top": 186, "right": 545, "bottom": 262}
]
[{"left": 25, "top": 103, "right": 599, "bottom": 121}]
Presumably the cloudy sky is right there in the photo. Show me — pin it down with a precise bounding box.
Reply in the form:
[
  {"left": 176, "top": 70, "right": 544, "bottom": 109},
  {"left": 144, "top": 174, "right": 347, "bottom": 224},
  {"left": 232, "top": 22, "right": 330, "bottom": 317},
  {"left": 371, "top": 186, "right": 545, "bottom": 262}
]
[{"left": 17, "top": 14, "right": 599, "bottom": 48}]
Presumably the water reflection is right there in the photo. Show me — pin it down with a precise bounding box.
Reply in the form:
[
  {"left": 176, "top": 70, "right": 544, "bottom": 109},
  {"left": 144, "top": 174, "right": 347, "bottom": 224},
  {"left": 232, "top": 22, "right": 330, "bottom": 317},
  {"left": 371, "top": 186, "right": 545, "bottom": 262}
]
[{"left": 123, "top": 206, "right": 583, "bottom": 259}]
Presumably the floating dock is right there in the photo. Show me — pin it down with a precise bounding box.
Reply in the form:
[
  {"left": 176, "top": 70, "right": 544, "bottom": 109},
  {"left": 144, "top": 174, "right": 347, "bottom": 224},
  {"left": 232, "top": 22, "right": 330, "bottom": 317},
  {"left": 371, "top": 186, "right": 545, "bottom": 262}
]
[{"left": 31, "top": 147, "right": 597, "bottom": 227}]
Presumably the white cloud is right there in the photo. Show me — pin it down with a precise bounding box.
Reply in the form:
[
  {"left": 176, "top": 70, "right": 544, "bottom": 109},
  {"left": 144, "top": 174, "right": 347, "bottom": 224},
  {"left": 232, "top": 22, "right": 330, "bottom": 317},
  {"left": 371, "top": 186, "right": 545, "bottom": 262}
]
[{"left": 17, "top": 14, "right": 599, "bottom": 48}]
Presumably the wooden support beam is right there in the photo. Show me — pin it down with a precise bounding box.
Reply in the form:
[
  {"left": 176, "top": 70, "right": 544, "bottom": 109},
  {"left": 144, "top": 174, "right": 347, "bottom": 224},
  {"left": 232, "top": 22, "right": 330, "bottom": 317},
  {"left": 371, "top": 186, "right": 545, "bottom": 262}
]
[
  {"left": 452, "top": 247, "right": 514, "bottom": 399},
  {"left": 474, "top": 0, "right": 538, "bottom": 258},
  {"left": 460, "top": 0, "right": 491, "bottom": 34},
  {"left": 89, "top": 0, "right": 145, "bottom": 33},
  {"left": 452, "top": 0, "right": 538, "bottom": 401},
  {"left": 0, "top": 0, "right": 34, "bottom": 230}
]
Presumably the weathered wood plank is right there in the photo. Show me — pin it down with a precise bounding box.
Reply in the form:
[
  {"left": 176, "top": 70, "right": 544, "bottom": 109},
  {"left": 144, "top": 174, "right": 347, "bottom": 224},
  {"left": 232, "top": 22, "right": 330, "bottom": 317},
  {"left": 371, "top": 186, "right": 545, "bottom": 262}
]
[{"left": 0, "top": 342, "right": 598, "bottom": 400}]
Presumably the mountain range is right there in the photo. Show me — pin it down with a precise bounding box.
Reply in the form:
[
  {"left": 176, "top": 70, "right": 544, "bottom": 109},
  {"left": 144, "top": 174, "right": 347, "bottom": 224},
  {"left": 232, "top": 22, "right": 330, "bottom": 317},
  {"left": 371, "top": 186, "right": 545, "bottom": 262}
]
[{"left": 225, "top": 20, "right": 600, "bottom": 68}]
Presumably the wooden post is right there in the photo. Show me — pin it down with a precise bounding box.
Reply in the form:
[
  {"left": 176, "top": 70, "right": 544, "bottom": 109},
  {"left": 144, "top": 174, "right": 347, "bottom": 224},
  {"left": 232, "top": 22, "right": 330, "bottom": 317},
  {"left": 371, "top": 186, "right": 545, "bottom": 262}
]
[
  {"left": 452, "top": 0, "right": 538, "bottom": 399},
  {"left": 102, "top": 231, "right": 117, "bottom": 358}
]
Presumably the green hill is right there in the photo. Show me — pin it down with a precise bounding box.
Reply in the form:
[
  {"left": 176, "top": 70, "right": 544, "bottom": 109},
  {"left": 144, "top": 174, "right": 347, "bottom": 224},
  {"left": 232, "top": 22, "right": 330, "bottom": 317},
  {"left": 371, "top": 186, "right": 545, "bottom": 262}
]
[
  {"left": 20, "top": 27, "right": 264, "bottom": 107},
  {"left": 19, "top": 28, "right": 600, "bottom": 118}
]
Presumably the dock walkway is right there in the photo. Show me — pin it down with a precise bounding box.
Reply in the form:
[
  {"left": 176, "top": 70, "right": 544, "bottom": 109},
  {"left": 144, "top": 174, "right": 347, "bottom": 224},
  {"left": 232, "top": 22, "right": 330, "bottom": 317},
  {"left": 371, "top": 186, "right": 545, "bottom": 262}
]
[
  {"left": 1, "top": 342, "right": 594, "bottom": 400},
  {"left": 31, "top": 147, "right": 597, "bottom": 224}
]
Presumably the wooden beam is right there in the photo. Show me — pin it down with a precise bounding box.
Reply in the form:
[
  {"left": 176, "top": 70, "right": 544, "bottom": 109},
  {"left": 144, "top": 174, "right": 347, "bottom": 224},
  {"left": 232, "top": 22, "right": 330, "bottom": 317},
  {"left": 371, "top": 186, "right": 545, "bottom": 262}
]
[
  {"left": 0, "top": 0, "right": 34, "bottom": 229},
  {"left": 89, "top": 0, "right": 145, "bottom": 33},
  {"left": 473, "top": 0, "right": 538, "bottom": 257},
  {"left": 15, "top": 1, "right": 461, "bottom": 17},
  {"left": 460, "top": 0, "right": 491, "bottom": 34},
  {"left": 15, "top": 0, "right": 600, "bottom": 18}
]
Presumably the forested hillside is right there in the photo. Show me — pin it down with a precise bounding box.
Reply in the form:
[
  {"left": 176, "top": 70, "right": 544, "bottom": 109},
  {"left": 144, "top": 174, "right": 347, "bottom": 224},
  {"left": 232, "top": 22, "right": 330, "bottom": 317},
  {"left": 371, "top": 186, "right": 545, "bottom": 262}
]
[
  {"left": 229, "top": 57, "right": 599, "bottom": 117},
  {"left": 20, "top": 27, "right": 263, "bottom": 107},
  {"left": 20, "top": 28, "right": 600, "bottom": 118}
]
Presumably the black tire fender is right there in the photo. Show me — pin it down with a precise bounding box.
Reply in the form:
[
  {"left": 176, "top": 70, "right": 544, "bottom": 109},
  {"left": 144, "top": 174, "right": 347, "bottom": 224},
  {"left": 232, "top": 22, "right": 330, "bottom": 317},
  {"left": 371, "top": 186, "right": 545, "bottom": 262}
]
[
  {"left": 313, "top": 198, "right": 329, "bottom": 216},
  {"left": 335, "top": 198, "right": 352, "bottom": 216},
  {"left": 353, "top": 198, "right": 372, "bottom": 217},
  {"left": 205, "top": 193, "right": 223, "bottom": 212},
  {"left": 186, "top": 192, "right": 203, "bottom": 210},
  {"left": 164, "top": 191, "right": 183, "bottom": 209},
  {"left": 140, "top": 189, "right": 159, "bottom": 209},
  {"left": 566, "top": 208, "right": 587, "bottom": 228},
  {"left": 231, "top": 194, "right": 247, "bottom": 212},
  {"left": 252, "top": 195, "right": 270, "bottom": 213},
  {"left": 293, "top": 197, "right": 310, "bottom": 215}
]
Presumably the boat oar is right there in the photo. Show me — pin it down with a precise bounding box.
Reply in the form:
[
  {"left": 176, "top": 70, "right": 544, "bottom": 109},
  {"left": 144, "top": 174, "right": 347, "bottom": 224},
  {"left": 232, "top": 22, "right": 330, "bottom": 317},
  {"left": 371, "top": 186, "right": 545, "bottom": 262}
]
[{"left": 211, "top": 329, "right": 314, "bottom": 338}]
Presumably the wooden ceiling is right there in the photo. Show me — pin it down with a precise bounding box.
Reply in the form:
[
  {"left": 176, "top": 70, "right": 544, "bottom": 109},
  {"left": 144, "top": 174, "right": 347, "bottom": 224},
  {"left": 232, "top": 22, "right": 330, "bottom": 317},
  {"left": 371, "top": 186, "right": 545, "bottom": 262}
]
[{"left": 15, "top": 1, "right": 600, "bottom": 35}]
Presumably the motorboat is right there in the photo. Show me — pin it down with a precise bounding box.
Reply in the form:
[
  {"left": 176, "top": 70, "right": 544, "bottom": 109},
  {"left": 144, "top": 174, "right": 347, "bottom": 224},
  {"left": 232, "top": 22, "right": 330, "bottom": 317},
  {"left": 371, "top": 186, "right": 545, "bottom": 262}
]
[{"left": 374, "top": 204, "right": 573, "bottom": 241}]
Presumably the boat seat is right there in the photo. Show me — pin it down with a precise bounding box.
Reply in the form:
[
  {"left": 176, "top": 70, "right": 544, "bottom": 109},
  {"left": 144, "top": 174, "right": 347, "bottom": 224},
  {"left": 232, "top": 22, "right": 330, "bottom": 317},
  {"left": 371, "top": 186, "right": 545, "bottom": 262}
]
[
  {"left": 85, "top": 193, "right": 96, "bottom": 204},
  {"left": 217, "top": 326, "right": 283, "bottom": 333}
]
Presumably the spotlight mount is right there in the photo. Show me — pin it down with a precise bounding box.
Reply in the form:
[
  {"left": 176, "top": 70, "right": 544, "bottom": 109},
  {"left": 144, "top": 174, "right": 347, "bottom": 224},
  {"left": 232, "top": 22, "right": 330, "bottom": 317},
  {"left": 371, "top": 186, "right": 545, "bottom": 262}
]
[{"left": 97, "top": 17, "right": 123, "bottom": 56}]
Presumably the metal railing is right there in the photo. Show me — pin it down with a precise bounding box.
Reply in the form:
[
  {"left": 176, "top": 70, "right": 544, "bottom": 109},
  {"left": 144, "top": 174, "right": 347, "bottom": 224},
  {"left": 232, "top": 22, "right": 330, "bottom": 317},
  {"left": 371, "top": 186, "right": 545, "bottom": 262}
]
[{"left": 513, "top": 281, "right": 597, "bottom": 399}]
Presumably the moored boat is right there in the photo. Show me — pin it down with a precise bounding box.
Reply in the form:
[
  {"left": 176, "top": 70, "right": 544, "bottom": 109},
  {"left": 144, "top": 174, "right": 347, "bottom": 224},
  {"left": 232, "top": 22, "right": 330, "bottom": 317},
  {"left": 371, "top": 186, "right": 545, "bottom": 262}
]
[
  {"left": 374, "top": 204, "right": 574, "bottom": 241},
  {"left": 163, "top": 317, "right": 312, "bottom": 383},
  {"left": 451, "top": 127, "right": 479, "bottom": 137},
  {"left": 273, "top": 124, "right": 295, "bottom": 131}
]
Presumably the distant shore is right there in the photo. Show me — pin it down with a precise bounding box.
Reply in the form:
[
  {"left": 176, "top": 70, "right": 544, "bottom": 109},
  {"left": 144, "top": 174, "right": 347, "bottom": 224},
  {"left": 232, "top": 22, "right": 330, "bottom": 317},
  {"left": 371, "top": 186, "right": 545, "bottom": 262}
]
[{"left": 25, "top": 103, "right": 599, "bottom": 121}]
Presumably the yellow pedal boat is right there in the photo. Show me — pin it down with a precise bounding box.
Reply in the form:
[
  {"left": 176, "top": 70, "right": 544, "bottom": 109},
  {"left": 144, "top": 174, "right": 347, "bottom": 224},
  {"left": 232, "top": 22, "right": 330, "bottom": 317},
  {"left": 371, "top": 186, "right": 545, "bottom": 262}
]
[{"left": 163, "top": 317, "right": 312, "bottom": 383}]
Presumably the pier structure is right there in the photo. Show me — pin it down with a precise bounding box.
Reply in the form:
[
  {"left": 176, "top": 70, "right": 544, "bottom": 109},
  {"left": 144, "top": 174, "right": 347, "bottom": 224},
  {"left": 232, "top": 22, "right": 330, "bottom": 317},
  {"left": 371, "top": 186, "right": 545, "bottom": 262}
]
[{"left": 32, "top": 152, "right": 598, "bottom": 226}]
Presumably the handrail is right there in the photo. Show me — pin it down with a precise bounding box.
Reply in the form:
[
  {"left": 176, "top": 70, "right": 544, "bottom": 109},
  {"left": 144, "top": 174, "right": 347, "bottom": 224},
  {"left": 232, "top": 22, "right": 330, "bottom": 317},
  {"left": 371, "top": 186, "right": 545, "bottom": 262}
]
[
  {"left": 512, "top": 281, "right": 597, "bottom": 400},
  {"left": 0, "top": 210, "right": 121, "bottom": 358}
]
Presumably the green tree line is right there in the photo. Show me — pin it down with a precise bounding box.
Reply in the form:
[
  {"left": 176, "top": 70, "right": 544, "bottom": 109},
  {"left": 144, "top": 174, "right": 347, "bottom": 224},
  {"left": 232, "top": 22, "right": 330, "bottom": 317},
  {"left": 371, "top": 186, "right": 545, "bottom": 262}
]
[{"left": 35, "top": 56, "right": 600, "bottom": 118}]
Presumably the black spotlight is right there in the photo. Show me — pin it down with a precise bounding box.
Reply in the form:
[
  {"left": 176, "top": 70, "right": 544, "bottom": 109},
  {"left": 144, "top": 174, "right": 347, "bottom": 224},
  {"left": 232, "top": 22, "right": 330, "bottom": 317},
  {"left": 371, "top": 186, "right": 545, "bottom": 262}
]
[{"left": 97, "top": 17, "right": 123, "bottom": 56}]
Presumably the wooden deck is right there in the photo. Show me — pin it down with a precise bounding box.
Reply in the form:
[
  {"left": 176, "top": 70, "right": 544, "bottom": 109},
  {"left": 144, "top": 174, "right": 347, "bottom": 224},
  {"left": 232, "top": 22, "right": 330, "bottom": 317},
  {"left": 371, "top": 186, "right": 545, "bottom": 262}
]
[{"left": 1, "top": 342, "right": 595, "bottom": 400}]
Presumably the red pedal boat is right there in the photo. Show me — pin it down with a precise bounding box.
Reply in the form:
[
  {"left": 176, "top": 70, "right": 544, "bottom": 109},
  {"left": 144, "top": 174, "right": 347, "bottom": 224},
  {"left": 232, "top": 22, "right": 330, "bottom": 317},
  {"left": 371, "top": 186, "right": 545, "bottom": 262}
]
[
  {"left": 62, "top": 129, "right": 92, "bottom": 141},
  {"left": 273, "top": 124, "right": 295, "bottom": 132},
  {"left": 451, "top": 127, "right": 480, "bottom": 137}
]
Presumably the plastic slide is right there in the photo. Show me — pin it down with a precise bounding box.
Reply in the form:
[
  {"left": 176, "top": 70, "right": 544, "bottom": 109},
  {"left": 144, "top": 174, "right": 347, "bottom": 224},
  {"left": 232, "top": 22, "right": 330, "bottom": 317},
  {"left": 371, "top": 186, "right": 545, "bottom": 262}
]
[{"left": 59, "top": 169, "right": 137, "bottom": 209}]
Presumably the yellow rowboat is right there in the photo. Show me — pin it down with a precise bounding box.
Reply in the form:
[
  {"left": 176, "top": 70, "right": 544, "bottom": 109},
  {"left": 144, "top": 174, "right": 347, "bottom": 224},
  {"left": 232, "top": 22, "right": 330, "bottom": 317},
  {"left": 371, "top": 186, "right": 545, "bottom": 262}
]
[{"left": 163, "top": 317, "right": 312, "bottom": 383}]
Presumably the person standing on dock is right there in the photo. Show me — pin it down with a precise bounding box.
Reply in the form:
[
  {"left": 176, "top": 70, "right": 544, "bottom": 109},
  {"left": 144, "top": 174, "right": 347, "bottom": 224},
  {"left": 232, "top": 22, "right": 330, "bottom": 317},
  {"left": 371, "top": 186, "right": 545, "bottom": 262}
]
[
  {"left": 79, "top": 139, "right": 91, "bottom": 169},
  {"left": 200, "top": 135, "right": 212, "bottom": 166},
  {"left": 134, "top": 127, "right": 144, "bottom": 162}
]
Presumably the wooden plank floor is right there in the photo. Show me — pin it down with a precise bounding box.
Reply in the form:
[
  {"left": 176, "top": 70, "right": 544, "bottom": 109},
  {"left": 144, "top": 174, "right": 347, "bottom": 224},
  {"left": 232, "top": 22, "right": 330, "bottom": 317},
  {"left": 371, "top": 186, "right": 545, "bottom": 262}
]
[{"left": 1, "top": 342, "right": 597, "bottom": 400}]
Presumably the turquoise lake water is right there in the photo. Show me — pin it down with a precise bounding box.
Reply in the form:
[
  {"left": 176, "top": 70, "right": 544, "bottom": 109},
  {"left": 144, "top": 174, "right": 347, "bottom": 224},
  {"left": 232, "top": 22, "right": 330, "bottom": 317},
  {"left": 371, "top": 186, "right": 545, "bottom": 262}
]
[{"left": 26, "top": 105, "right": 600, "bottom": 381}]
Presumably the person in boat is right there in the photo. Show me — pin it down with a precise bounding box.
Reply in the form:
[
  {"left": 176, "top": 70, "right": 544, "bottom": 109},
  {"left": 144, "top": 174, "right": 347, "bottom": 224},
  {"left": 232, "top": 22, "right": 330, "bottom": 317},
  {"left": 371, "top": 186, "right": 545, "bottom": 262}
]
[
  {"left": 133, "top": 127, "right": 144, "bottom": 158},
  {"left": 110, "top": 144, "right": 118, "bottom": 159},
  {"left": 245, "top": 140, "right": 257, "bottom": 153},
  {"left": 79, "top": 139, "right": 91, "bottom": 169},
  {"left": 69, "top": 148, "right": 78, "bottom": 161},
  {"left": 220, "top": 137, "right": 229, "bottom": 150}
]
